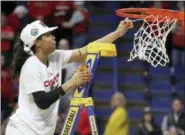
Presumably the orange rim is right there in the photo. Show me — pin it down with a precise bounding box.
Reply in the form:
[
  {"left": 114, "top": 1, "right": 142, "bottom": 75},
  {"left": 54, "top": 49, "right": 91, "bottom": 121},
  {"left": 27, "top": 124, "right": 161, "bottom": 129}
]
[
  {"left": 116, "top": 8, "right": 184, "bottom": 21},
  {"left": 116, "top": 8, "right": 184, "bottom": 29}
]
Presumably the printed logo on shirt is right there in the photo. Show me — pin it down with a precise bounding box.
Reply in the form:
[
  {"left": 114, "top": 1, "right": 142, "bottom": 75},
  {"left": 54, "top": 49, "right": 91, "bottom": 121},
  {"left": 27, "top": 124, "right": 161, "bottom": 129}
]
[{"left": 44, "top": 73, "right": 59, "bottom": 87}]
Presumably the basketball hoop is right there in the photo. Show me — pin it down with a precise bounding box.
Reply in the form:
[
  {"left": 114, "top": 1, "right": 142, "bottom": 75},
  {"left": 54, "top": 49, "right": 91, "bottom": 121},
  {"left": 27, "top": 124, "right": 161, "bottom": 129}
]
[{"left": 116, "top": 8, "right": 184, "bottom": 67}]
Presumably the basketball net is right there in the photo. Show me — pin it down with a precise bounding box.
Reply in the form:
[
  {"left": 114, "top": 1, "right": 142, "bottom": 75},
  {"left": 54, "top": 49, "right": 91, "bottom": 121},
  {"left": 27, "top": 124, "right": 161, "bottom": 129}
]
[{"left": 128, "top": 15, "right": 177, "bottom": 67}]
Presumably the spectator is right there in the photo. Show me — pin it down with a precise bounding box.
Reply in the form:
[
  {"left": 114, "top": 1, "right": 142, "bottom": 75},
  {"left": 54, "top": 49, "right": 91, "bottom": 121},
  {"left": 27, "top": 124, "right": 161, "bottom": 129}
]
[
  {"left": 58, "top": 38, "right": 70, "bottom": 50},
  {"left": 1, "top": 53, "right": 17, "bottom": 135},
  {"left": 28, "top": 1, "right": 55, "bottom": 23},
  {"left": 62, "top": 1, "right": 90, "bottom": 49},
  {"left": 168, "top": 126, "right": 181, "bottom": 135},
  {"left": 1, "top": 13, "right": 15, "bottom": 53},
  {"left": 1, "top": 54, "right": 14, "bottom": 111},
  {"left": 136, "top": 107, "right": 162, "bottom": 135},
  {"left": 7, "top": 5, "right": 28, "bottom": 32},
  {"left": 162, "top": 98, "right": 185, "bottom": 135},
  {"left": 51, "top": 1, "right": 75, "bottom": 45},
  {"left": 104, "top": 92, "right": 129, "bottom": 135}
]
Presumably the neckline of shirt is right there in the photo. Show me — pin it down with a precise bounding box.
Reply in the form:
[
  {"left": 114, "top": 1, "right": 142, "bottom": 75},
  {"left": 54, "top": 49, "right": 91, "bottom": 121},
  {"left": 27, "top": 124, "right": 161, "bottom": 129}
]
[{"left": 33, "top": 55, "right": 51, "bottom": 69}]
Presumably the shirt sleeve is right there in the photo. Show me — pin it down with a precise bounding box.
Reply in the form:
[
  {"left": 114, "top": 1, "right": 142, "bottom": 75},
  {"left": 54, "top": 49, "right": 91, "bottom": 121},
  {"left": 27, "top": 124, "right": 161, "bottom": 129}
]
[
  {"left": 21, "top": 67, "right": 45, "bottom": 95},
  {"left": 53, "top": 50, "right": 73, "bottom": 68},
  {"left": 70, "top": 10, "right": 84, "bottom": 25}
]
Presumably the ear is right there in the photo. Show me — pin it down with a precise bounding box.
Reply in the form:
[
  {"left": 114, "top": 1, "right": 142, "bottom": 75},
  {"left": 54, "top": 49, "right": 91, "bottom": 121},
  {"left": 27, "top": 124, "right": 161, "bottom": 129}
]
[{"left": 34, "top": 40, "right": 41, "bottom": 48}]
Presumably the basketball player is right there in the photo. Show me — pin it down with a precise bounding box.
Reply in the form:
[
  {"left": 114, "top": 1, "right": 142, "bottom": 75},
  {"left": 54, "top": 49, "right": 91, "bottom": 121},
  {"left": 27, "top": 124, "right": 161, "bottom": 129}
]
[{"left": 5, "top": 19, "right": 133, "bottom": 135}]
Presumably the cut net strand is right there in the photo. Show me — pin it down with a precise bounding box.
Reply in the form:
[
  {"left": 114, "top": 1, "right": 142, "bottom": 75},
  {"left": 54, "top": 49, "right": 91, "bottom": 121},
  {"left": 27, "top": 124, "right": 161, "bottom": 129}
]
[{"left": 128, "top": 15, "right": 177, "bottom": 67}]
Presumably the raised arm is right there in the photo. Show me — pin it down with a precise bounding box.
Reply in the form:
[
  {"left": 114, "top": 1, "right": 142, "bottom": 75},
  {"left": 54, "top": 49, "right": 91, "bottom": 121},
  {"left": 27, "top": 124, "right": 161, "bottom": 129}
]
[
  {"left": 68, "top": 18, "right": 133, "bottom": 63},
  {"left": 93, "top": 18, "right": 133, "bottom": 43}
]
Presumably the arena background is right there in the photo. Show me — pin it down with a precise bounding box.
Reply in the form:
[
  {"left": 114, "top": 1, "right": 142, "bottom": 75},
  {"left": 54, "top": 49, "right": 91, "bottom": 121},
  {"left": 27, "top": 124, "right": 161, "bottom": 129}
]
[{"left": 1, "top": 1, "right": 184, "bottom": 135}]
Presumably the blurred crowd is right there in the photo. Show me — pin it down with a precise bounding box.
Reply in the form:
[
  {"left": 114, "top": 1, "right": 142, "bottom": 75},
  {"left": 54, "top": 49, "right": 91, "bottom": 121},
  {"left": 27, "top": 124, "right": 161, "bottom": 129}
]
[
  {"left": 1, "top": 1, "right": 184, "bottom": 135},
  {"left": 104, "top": 92, "right": 184, "bottom": 135}
]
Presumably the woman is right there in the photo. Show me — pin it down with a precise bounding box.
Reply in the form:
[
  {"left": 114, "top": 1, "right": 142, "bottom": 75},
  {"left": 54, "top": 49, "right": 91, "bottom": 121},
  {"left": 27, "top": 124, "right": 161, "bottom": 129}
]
[
  {"left": 136, "top": 107, "right": 162, "bottom": 135},
  {"left": 104, "top": 92, "right": 129, "bottom": 135},
  {"left": 5, "top": 19, "right": 133, "bottom": 135}
]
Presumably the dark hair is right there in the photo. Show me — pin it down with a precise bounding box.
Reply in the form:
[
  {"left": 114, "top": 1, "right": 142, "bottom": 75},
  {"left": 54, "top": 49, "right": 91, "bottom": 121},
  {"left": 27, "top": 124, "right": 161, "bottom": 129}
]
[
  {"left": 143, "top": 113, "right": 156, "bottom": 125},
  {"left": 11, "top": 40, "right": 36, "bottom": 80},
  {"left": 173, "top": 97, "right": 183, "bottom": 104}
]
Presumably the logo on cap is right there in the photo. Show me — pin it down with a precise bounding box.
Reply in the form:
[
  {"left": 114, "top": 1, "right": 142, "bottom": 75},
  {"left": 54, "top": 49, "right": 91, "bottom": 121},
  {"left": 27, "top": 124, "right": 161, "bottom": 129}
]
[{"left": 31, "top": 28, "right": 38, "bottom": 36}]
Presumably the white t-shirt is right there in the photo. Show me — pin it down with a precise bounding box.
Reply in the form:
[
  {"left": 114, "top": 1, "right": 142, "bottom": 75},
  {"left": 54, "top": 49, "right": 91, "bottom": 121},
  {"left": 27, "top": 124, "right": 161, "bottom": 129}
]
[{"left": 10, "top": 50, "right": 72, "bottom": 135}]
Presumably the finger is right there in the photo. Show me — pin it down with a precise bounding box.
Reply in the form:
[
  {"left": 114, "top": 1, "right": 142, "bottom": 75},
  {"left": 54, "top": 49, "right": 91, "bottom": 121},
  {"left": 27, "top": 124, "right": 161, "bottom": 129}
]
[
  {"left": 78, "top": 71, "right": 89, "bottom": 75},
  {"left": 127, "top": 22, "right": 133, "bottom": 28},
  {"left": 80, "top": 75, "right": 92, "bottom": 81},
  {"left": 88, "top": 76, "right": 92, "bottom": 81},
  {"left": 78, "top": 82, "right": 85, "bottom": 86},
  {"left": 82, "top": 74, "right": 92, "bottom": 79},
  {"left": 122, "top": 20, "right": 130, "bottom": 27},
  {"left": 78, "top": 73, "right": 90, "bottom": 78},
  {"left": 129, "top": 21, "right": 134, "bottom": 28},
  {"left": 79, "top": 80, "right": 87, "bottom": 85},
  {"left": 81, "top": 76, "right": 90, "bottom": 81},
  {"left": 120, "top": 20, "right": 125, "bottom": 25},
  {"left": 76, "top": 72, "right": 88, "bottom": 77},
  {"left": 79, "top": 72, "right": 92, "bottom": 77},
  {"left": 84, "top": 74, "right": 92, "bottom": 81},
  {"left": 125, "top": 20, "right": 133, "bottom": 28}
]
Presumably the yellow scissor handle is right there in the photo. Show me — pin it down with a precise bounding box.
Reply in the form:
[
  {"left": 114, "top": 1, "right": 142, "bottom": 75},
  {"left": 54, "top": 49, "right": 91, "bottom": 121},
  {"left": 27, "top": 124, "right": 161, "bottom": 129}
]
[{"left": 87, "top": 42, "right": 117, "bottom": 57}]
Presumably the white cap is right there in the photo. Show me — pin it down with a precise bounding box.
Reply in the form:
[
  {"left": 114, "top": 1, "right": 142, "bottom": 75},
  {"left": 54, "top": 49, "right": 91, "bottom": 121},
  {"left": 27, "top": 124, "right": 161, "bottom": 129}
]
[{"left": 20, "top": 20, "right": 58, "bottom": 55}]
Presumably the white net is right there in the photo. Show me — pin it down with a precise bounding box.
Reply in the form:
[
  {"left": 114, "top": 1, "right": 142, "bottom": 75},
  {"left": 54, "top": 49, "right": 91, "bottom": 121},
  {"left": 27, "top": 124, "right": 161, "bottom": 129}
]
[{"left": 128, "top": 15, "right": 177, "bottom": 67}]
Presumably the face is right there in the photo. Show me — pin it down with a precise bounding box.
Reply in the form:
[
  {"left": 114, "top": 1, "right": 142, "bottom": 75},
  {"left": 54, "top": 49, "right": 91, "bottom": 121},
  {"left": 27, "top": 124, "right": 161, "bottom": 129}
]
[
  {"left": 58, "top": 39, "right": 69, "bottom": 50},
  {"left": 17, "top": 12, "right": 25, "bottom": 18},
  {"left": 169, "top": 126, "right": 178, "bottom": 135},
  {"left": 111, "top": 95, "right": 121, "bottom": 109},
  {"left": 144, "top": 113, "right": 152, "bottom": 122},
  {"left": 35, "top": 32, "right": 56, "bottom": 55},
  {"left": 172, "top": 99, "right": 182, "bottom": 113}
]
